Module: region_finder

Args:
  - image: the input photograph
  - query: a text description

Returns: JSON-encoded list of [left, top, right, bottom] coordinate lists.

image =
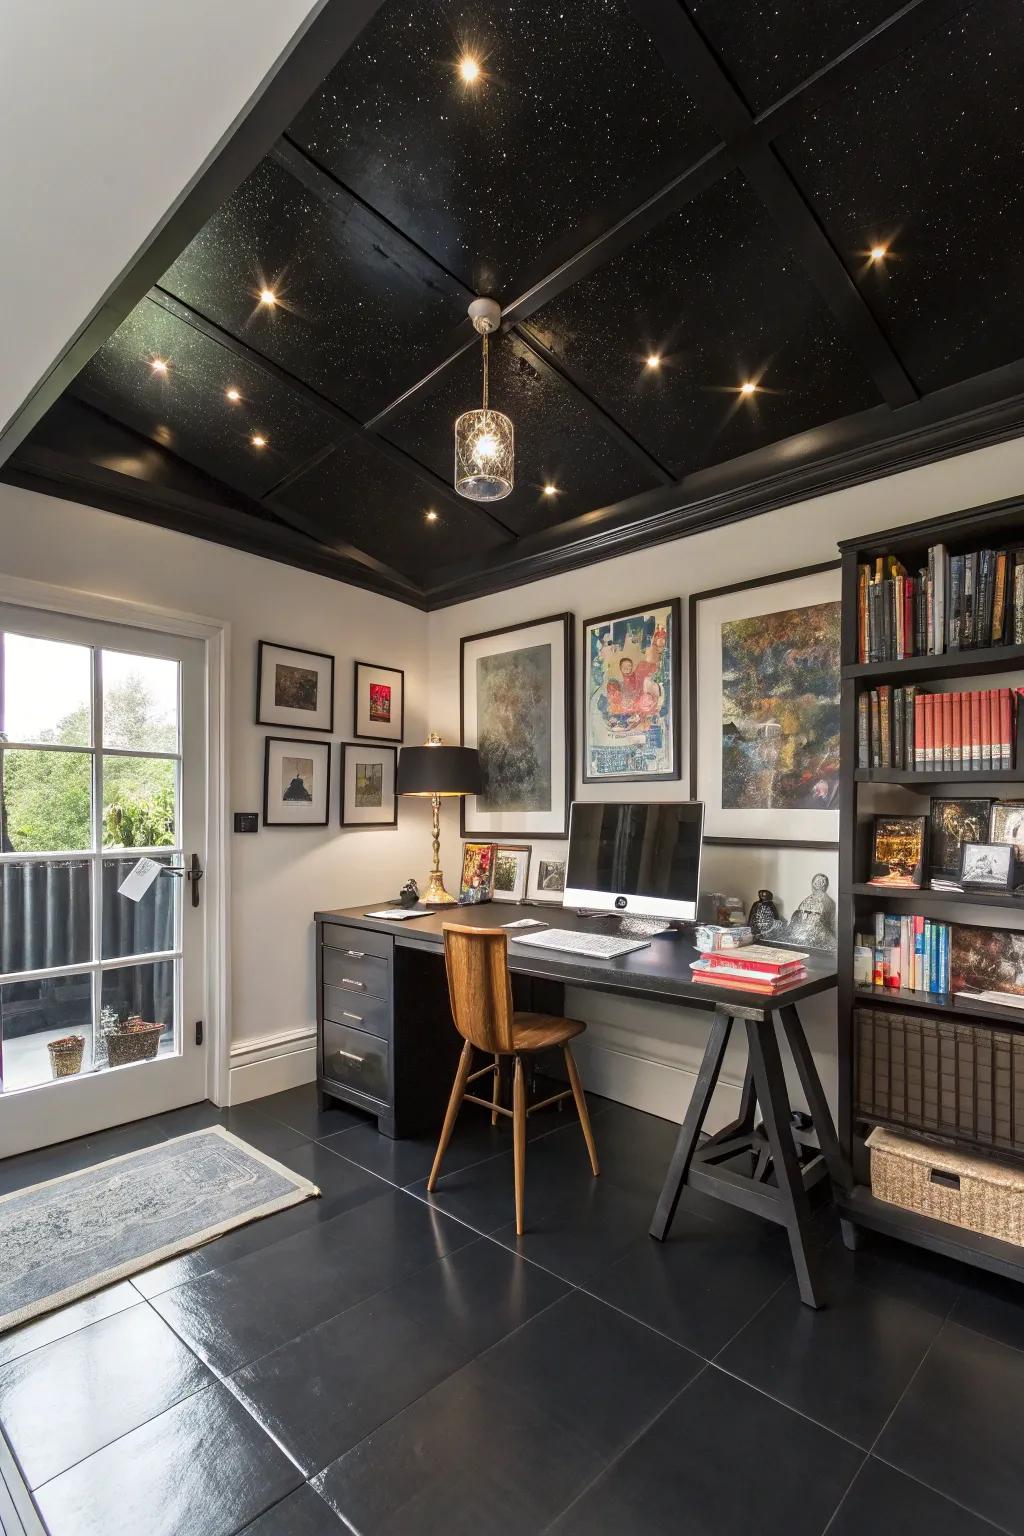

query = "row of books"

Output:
[[857, 685, 1019, 772], [854, 915, 951, 994], [858, 545, 1024, 662], [689, 944, 808, 996]]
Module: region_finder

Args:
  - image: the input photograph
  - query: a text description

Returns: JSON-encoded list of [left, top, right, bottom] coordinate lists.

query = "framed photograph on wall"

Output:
[[339, 744, 397, 828], [256, 642, 334, 733], [527, 843, 568, 905], [263, 736, 331, 827], [492, 844, 531, 903], [353, 661, 405, 743], [460, 613, 573, 840], [691, 563, 842, 847], [582, 598, 680, 782]]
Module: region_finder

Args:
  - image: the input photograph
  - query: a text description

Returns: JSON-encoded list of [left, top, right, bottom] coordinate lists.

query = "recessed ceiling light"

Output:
[[543, 483, 559, 496], [226, 387, 241, 402], [739, 380, 758, 396], [259, 288, 277, 307], [425, 509, 439, 522], [150, 358, 168, 374], [458, 55, 481, 83], [645, 354, 661, 370], [869, 244, 887, 263], [251, 433, 268, 448]]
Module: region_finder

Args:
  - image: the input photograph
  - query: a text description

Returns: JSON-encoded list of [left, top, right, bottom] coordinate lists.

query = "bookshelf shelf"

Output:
[[836, 1185, 1024, 1284], [844, 644, 1024, 683], [854, 767, 1024, 785], [852, 983, 1024, 1028], [850, 883, 1024, 913]]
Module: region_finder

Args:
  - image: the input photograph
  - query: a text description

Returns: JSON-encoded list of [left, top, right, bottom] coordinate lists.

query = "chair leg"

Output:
[[427, 1040, 473, 1192], [491, 1053, 501, 1126], [564, 1045, 599, 1176], [513, 1056, 527, 1236]]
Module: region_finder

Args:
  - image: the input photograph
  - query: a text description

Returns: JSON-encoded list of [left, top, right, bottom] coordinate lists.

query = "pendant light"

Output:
[[454, 297, 514, 501]]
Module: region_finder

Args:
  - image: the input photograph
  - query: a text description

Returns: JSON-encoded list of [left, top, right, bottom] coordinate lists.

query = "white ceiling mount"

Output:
[[468, 296, 502, 335]]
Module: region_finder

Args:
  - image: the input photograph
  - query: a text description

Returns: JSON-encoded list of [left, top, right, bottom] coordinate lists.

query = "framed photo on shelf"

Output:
[[989, 801, 1024, 880], [691, 563, 841, 846], [960, 841, 1014, 892], [582, 598, 680, 782], [951, 923, 1024, 998], [527, 844, 568, 904], [929, 798, 992, 881], [492, 844, 532, 903], [868, 815, 926, 888], [256, 642, 334, 733], [339, 744, 397, 828], [460, 842, 496, 903], [263, 736, 331, 827], [460, 613, 573, 839], [353, 661, 404, 743]]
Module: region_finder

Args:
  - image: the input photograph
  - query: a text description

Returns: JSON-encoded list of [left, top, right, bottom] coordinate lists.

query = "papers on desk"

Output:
[[501, 918, 548, 928], [363, 908, 432, 920]]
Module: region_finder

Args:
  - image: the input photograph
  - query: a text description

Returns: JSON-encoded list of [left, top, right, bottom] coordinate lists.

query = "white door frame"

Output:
[[0, 572, 231, 1108]]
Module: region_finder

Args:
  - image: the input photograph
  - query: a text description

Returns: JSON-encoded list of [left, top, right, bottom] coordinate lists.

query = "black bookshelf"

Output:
[[837, 498, 1024, 1283]]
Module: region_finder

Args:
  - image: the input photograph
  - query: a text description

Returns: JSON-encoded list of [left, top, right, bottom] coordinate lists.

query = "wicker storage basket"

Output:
[[47, 1035, 85, 1079], [867, 1126, 1024, 1246], [106, 1022, 163, 1067]]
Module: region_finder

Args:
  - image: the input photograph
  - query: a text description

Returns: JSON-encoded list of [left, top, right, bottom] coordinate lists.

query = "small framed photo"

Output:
[[492, 844, 531, 903], [460, 842, 497, 903], [354, 661, 404, 742], [263, 737, 331, 827], [960, 841, 1015, 891], [256, 642, 334, 732], [989, 801, 1024, 881], [340, 744, 397, 828], [528, 843, 568, 904], [868, 815, 926, 888]]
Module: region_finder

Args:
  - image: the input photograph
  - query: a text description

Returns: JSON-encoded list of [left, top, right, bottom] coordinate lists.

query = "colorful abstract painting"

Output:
[[583, 600, 678, 781], [719, 600, 841, 812]]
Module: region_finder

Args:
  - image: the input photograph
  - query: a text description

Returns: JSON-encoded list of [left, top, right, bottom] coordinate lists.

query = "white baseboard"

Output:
[[571, 1032, 744, 1130], [229, 1026, 317, 1106]]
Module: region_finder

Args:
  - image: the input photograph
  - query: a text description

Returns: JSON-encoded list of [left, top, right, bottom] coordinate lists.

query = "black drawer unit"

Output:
[[323, 1019, 390, 1103]]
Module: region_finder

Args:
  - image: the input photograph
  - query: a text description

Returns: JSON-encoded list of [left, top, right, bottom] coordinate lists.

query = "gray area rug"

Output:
[[0, 1127, 319, 1333]]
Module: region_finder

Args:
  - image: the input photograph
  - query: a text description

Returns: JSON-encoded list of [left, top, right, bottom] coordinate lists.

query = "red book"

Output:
[[952, 692, 963, 772], [1001, 687, 1013, 769], [941, 693, 952, 771], [914, 692, 925, 770], [981, 690, 992, 771], [699, 947, 806, 976], [690, 969, 806, 996], [970, 690, 981, 771], [924, 694, 935, 770]]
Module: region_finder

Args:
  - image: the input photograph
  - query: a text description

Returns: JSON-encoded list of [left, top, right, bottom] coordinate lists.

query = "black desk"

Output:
[[314, 900, 843, 1306]]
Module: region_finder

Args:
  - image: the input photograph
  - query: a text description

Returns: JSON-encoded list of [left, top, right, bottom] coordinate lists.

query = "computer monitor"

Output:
[[563, 801, 704, 922]]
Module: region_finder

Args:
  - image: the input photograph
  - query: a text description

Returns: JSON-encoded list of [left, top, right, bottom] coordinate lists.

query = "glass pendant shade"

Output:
[[455, 406, 514, 501]]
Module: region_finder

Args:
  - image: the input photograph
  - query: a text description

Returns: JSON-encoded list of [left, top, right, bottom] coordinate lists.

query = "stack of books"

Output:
[[857, 684, 1019, 771], [858, 544, 1024, 663], [855, 914, 951, 993], [690, 945, 808, 995]]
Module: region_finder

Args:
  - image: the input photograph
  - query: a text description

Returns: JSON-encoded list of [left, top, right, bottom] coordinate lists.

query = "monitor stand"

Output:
[[616, 914, 673, 939]]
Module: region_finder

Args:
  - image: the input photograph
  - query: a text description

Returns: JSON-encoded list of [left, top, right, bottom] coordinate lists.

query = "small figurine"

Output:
[[398, 878, 420, 908], [748, 889, 780, 940], [779, 872, 836, 954]]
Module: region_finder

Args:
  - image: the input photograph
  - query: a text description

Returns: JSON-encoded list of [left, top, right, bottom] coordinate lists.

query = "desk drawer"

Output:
[[323, 1019, 389, 1102], [322, 922, 394, 962], [322, 944, 390, 1001], [323, 985, 390, 1038]]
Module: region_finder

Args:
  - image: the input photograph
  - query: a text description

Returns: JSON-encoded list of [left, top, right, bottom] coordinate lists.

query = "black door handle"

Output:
[[187, 853, 204, 909]]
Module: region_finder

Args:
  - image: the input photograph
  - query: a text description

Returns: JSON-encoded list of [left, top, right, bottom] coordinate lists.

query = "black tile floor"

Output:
[[2, 1085, 1024, 1534]]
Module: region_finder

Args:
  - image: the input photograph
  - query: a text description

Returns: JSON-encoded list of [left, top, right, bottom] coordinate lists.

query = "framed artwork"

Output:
[[952, 923, 1024, 998], [868, 815, 926, 888], [353, 661, 405, 742], [929, 798, 991, 880], [527, 843, 568, 904], [460, 613, 573, 839], [960, 841, 1014, 892], [582, 598, 680, 782], [492, 844, 531, 903], [339, 744, 397, 828], [691, 563, 841, 847], [263, 736, 331, 827], [460, 842, 497, 903], [256, 642, 334, 733], [989, 801, 1024, 879]]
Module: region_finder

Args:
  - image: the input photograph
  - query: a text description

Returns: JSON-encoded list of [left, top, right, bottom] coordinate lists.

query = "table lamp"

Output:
[[397, 733, 482, 905]]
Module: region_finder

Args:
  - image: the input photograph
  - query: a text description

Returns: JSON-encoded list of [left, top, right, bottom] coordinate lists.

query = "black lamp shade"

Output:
[[397, 744, 481, 796]]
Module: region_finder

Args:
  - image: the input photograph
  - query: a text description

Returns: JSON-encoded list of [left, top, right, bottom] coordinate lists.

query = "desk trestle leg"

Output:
[[649, 1008, 733, 1242]]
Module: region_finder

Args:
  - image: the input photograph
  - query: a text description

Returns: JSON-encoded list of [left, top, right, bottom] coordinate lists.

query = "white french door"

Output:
[[0, 602, 208, 1157]]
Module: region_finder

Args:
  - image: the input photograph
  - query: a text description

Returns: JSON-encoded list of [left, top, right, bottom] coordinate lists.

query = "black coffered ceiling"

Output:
[[10, 0, 1024, 608]]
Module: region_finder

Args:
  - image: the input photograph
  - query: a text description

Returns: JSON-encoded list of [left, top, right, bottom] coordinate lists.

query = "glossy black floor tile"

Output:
[[130, 1141, 390, 1298], [877, 1321, 1024, 1535], [950, 1265, 1024, 1354], [0, 1305, 211, 1489], [548, 1364, 863, 1536], [152, 1100, 312, 1159], [151, 1190, 475, 1375], [237, 1484, 345, 1534], [0, 1282, 139, 1371], [827, 1457, 1001, 1536], [251, 1085, 368, 1142], [489, 1177, 664, 1287], [231, 1238, 567, 1475], [35, 1382, 302, 1536], [717, 1245, 946, 1447], [0, 1121, 169, 1198]]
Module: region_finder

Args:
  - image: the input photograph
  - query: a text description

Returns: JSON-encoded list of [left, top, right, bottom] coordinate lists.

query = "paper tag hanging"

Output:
[[117, 857, 163, 903]]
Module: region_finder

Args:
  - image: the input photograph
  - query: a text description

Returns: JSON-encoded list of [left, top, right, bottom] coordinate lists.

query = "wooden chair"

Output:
[[427, 924, 600, 1234]]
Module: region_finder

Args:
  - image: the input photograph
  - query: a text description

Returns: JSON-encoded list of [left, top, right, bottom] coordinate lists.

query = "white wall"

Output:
[[0, 0, 327, 442], [0, 484, 430, 1102], [428, 435, 1024, 1126]]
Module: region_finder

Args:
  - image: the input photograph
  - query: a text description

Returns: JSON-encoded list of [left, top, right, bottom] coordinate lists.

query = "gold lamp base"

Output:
[[422, 869, 458, 906]]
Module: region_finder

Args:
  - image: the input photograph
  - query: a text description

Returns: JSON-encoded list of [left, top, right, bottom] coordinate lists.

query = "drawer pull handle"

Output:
[[930, 1169, 960, 1190], [342, 1011, 363, 1023], [334, 1048, 364, 1064], [343, 950, 366, 959], [341, 978, 365, 990]]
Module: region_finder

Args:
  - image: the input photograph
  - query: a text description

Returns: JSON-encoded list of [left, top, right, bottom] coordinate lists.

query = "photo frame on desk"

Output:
[[691, 563, 841, 847], [460, 613, 573, 839]]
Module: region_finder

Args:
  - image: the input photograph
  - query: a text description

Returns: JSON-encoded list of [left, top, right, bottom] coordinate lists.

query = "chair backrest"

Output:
[[442, 924, 515, 1053]]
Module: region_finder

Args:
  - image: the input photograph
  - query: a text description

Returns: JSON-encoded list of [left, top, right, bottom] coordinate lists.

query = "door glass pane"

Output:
[[101, 651, 178, 751], [102, 755, 176, 847], [1, 633, 91, 747], [102, 854, 177, 960], [0, 973, 94, 1093], [1, 749, 92, 851], [0, 859, 92, 974], [100, 961, 175, 1066]]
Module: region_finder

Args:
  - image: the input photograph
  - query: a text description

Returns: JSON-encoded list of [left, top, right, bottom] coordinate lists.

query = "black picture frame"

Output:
[[868, 814, 927, 889], [929, 797, 992, 881], [352, 661, 405, 743], [459, 612, 574, 840], [262, 736, 332, 827], [581, 597, 682, 784], [256, 641, 335, 733], [690, 561, 841, 848], [339, 743, 398, 828], [960, 841, 1015, 891]]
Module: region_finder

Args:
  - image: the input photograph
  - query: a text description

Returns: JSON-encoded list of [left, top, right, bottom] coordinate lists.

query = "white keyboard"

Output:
[[510, 928, 650, 959]]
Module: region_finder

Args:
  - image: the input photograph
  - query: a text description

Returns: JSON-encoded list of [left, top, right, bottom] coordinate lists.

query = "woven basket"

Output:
[[106, 1022, 163, 1067], [867, 1127, 1024, 1246], [47, 1035, 85, 1079]]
